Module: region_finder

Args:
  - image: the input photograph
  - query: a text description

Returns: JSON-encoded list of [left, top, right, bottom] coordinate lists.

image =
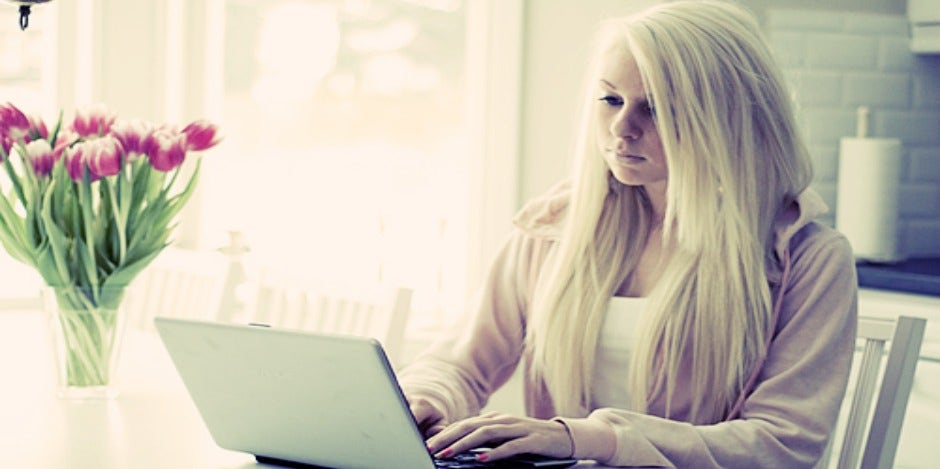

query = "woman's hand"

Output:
[[409, 396, 448, 438], [426, 412, 574, 463]]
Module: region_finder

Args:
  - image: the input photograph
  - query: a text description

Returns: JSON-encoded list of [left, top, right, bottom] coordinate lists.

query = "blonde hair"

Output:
[[526, 0, 813, 423]]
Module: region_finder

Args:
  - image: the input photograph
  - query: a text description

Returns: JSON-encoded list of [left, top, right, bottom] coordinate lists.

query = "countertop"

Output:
[[856, 257, 940, 297]]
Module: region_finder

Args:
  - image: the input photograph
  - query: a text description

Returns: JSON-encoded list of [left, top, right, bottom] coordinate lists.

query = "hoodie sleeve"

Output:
[[557, 227, 858, 468], [397, 229, 540, 424]]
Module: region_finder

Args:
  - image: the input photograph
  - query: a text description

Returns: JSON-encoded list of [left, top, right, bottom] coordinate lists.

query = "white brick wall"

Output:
[[768, 9, 940, 257]]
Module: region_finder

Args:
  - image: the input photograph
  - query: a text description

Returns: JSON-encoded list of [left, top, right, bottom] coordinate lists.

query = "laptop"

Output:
[[154, 317, 578, 469]]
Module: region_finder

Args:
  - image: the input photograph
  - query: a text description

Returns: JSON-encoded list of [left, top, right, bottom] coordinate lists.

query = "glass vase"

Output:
[[43, 285, 132, 399]]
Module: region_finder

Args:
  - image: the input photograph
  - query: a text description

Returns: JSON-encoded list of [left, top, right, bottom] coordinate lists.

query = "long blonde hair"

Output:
[[526, 0, 813, 423]]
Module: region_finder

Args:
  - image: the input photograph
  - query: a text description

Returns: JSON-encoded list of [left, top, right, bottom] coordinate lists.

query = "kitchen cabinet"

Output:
[[909, 0, 940, 54]]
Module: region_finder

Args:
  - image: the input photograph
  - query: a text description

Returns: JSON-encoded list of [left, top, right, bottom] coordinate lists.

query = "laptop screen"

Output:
[[155, 317, 436, 469]]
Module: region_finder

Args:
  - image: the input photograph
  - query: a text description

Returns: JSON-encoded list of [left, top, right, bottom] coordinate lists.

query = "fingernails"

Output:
[[436, 448, 453, 458], [476, 453, 489, 462]]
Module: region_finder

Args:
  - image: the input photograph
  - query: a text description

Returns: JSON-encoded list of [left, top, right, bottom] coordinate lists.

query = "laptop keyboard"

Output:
[[433, 450, 577, 468], [433, 451, 491, 468]]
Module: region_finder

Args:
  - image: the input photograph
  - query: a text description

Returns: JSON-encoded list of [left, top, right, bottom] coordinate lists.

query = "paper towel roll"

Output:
[[836, 137, 903, 262]]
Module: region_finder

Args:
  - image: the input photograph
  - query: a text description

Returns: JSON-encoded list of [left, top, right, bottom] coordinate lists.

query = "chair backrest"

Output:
[[821, 315, 927, 469], [127, 247, 229, 331], [247, 282, 414, 366]]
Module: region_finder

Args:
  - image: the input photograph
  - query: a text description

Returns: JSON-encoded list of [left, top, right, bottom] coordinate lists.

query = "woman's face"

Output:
[[594, 46, 668, 194]]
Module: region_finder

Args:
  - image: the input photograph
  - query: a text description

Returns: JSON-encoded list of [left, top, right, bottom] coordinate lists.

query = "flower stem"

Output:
[[50, 286, 125, 387]]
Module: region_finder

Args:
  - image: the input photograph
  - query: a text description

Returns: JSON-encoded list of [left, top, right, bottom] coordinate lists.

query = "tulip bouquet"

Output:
[[0, 102, 220, 394]]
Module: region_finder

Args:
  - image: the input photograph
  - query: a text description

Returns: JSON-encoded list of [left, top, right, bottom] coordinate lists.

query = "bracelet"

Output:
[[551, 417, 576, 458]]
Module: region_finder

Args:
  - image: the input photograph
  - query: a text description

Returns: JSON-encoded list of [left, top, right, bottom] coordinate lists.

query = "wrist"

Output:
[[551, 417, 616, 461], [550, 418, 575, 458]]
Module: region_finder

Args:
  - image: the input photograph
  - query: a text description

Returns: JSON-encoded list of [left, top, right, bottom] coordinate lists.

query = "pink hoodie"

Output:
[[399, 181, 858, 468]]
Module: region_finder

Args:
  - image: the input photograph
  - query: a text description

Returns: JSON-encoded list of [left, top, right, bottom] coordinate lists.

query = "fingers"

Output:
[[426, 413, 573, 462], [424, 424, 446, 438], [429, 414, 521, 458]]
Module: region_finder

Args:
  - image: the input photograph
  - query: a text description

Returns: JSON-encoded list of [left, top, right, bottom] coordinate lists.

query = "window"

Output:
[[194, 0, 466, 324], [192, 0, 521, 325], [0, 0, 521, 326]]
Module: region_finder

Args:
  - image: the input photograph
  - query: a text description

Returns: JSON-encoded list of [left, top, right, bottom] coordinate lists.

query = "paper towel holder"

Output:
[[855, 106, 870, 139], [836, 106, 905, 263]]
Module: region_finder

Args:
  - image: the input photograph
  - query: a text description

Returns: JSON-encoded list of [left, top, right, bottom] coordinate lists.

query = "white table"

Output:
[[0, 311, 613, 469], [0, 310, 257, 469]]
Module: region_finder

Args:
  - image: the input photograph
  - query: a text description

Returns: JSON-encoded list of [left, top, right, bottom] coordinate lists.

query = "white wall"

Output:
[[766, 8, 940, 257]]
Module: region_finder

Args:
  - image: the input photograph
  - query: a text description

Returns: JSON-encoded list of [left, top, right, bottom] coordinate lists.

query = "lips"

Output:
[[616, 152, 644, 159], [608, 149, 646, 163]]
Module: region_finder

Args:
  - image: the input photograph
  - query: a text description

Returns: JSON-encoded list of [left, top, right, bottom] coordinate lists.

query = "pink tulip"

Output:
[[0, 102, 32, 142], [72, 104, 117, 138], [63, 145, 87, 182], [181, 119, 221, 151], [63, 137, 122, 181], [143, 129, 186, 172], [86, 136, 124, 178], [52, 129, 79, 160], [27, 114, 48, 140], [110, 119, 153, 161], [24, 139, 55, 177]]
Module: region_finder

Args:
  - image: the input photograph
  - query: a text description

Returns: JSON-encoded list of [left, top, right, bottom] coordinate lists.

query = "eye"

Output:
[[598, 95, 623, 107]]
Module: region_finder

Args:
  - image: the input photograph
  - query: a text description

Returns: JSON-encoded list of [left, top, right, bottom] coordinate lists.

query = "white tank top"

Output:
[[590, 296, 647, 409]]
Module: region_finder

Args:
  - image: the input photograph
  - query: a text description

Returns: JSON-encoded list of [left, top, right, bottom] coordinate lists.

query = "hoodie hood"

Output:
[[513, 179, 829, 261]]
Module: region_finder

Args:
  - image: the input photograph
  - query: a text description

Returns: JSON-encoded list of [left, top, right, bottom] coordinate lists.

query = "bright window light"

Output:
[[200, 0, 469, 324]]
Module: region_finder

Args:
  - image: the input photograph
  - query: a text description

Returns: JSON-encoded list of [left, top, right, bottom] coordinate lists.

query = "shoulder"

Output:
[[788, 222, 855, 274], [776, 221, 858, 330], [512, 180, 572, 240], [771, 188, 855, 284]]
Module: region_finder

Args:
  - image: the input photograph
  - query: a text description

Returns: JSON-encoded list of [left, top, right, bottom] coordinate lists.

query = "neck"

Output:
[[645, 181, 667, 225]]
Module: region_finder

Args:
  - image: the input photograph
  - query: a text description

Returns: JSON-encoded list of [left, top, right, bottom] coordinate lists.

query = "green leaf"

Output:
[[74, 237, 98, 290], [103, 168, 127, 264], [77, 170, 98, 287], [0, 225, 32, 266], [0, 191, 34, 265], [39, 181, 74, 287], [17, 142, 40, 198], [48, 110, 64, 148], [1, 150, 28, 209], [34, 243, 65, 286], [25, 181, 45, 246], [125, 160, 149, 234], [102, 246, 166, 289], [142, 160, 202, 237]]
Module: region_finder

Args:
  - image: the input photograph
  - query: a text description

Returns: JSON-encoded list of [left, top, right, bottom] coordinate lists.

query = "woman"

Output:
[[400, 1, 857, 467]]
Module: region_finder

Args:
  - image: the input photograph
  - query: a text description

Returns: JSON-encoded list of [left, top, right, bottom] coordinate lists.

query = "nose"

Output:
[[610, 108, 641, 140]]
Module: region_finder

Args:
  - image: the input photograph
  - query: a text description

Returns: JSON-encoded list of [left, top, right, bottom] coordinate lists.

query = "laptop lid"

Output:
[[154, 316, 435, 469]]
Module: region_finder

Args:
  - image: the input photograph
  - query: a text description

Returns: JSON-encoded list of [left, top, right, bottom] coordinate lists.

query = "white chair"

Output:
[[126, 247, 229, 331], [820, 315, 927, 469], [247, 282, 414, 366]]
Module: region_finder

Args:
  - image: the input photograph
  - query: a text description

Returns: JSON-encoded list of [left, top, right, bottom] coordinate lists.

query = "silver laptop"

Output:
[[154, 317, 578, 469]]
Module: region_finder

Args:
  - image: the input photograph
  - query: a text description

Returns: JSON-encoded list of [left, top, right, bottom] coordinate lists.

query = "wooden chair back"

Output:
[[819, 315, 926, 469], [127, 247, 228, 331], [248, 282, 413, 366]]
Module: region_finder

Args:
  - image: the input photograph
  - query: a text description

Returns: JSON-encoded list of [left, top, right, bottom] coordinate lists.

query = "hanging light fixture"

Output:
[[5, 0, 52, 31]]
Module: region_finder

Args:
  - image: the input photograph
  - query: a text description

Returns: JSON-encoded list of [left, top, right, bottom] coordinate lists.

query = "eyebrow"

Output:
[[600, 79, 617, 90]]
